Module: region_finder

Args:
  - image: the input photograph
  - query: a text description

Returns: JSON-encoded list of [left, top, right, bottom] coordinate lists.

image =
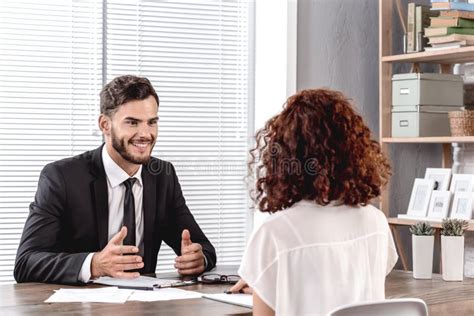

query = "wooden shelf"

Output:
[[388, 217, 474, 230], [382, 46, 474, 64], [382, 136, 474, 144]]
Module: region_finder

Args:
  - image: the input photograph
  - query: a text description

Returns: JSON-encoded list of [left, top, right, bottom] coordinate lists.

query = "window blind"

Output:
[[106, 0, 252, 273], [0, 0, 252, 282], [0, 0, 103, 283]]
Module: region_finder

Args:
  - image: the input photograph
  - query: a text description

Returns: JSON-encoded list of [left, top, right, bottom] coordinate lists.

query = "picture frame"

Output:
[[406, 178, 436, 218], [427, 191, 452, 219], [450, 192, 474, 220], [449, 174, 474, 193], [424, 168, 452, 191]]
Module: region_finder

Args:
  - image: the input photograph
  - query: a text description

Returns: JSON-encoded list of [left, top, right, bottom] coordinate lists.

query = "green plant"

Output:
[[441, 218, 469, 236], [409, 222, 435, 236]]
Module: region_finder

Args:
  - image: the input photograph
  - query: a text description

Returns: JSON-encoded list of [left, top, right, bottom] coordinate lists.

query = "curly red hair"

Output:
[[249, 89, 391, 213]]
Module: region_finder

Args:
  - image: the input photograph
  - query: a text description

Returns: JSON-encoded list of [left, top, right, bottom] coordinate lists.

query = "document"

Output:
[[45, 286, 201, 303], [44, 287, 133, 303], [128, 288, 202, 302], [202, 293, 252, 308], [93, 275, 196, 290]]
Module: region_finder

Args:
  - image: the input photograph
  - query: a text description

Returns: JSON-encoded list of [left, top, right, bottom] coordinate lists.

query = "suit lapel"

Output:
[[93, 176, 109, 249], [90, 144, 109, 249], [142, 163, 157, 268]]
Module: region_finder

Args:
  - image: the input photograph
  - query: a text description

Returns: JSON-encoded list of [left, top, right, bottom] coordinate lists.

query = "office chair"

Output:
[[327, 298, 428, 316]]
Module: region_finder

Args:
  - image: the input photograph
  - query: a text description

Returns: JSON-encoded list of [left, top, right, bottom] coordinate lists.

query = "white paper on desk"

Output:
[[93, 276, 181, 289], [94, 276, 157, 288], [128, 288, 202, 302], [202, 293, 252, 308], [44, 287, 133, 303]]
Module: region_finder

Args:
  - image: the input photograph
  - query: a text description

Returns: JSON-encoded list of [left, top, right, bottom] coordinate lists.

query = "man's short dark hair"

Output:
[[100, 75, 159, 116]]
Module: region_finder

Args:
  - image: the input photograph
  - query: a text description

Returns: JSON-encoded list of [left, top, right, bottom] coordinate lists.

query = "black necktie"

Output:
[[123, 178, 137, 246]]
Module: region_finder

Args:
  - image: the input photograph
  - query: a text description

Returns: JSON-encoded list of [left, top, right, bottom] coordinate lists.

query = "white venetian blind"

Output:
[[106, 0, 251, 272], [0, 0, 103, 283]]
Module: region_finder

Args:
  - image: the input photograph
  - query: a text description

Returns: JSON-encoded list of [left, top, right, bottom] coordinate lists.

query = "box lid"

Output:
[[392, 73, 463, 82]]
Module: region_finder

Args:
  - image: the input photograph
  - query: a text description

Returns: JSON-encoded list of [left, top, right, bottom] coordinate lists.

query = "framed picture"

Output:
[[450, 192, 474, 220], [427, 191, 452, 219], [424, 168, 452, 191], [407, 178, 436, 218], [449, 174, 474, 193]]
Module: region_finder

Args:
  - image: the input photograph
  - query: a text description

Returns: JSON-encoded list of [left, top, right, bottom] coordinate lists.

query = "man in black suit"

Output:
[[14, 75, 216, 284]]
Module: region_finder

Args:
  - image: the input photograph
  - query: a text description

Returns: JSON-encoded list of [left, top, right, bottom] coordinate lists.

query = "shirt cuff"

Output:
[[203, 254, 209, 270], [78, 253, 95, 283]]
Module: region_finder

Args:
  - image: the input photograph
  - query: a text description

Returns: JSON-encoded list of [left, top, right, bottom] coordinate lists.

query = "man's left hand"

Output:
[[174, 229, 205, 275]]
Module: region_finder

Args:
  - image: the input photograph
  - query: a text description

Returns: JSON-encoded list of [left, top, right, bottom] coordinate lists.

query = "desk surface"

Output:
[[0, 281, 252, 316], [386, 270, 474, 315], [3, 270, 474, 316]]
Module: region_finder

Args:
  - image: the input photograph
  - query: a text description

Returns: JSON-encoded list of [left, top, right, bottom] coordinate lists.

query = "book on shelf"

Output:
[[424, 43, 466, 51], [425, 26, 474, 37], [440, 10, 474, 19], [428, 33, 474, 44], [432, 2, 474, 11], [425, 40, 467, 51], [416, 5, 439, 51], [432, 40, 467, 47], [430, 17, 474, 28], [407, 3, 416, 53]]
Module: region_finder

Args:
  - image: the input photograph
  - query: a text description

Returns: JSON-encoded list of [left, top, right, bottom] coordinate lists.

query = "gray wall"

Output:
[[297, 0, 379, 133], [297, 0, 441, 270]]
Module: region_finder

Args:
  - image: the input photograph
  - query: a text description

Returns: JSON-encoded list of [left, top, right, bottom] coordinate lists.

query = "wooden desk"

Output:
[[0, 281, 252, 316], [2, 270, 473, 315]]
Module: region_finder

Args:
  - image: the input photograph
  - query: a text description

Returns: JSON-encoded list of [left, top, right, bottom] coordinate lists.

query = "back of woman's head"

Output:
[[250, 88, 391, 213]]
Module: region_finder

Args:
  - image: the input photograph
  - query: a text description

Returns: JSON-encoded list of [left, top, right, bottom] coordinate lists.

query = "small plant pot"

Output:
[[441, 235, 465, 281], [412, 235, 434, 279]]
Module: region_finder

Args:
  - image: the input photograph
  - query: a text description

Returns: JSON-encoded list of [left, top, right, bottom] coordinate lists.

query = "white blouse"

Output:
[[239, 200, 398, 316]]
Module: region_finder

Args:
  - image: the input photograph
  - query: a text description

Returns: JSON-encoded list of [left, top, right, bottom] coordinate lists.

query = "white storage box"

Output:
[[392, 105, 462, 137], [392, 73, 463, 106]]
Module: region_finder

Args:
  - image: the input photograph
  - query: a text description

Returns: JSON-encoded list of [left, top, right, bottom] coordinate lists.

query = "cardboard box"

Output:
[[392, 73, 463, 106], [392, 105, 462, 137]]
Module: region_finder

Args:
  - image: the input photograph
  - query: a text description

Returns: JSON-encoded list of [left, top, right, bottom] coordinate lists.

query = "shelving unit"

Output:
[[379, 0, 474, 270]]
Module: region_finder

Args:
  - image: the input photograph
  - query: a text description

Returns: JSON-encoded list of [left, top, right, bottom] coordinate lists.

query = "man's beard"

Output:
[[111, 129, 155, 165]]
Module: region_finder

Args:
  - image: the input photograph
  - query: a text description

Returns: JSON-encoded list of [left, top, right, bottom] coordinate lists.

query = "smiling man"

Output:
[[14, 75, 216, 284]]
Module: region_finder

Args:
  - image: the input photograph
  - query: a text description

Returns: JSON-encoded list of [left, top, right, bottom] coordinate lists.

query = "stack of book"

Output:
[[425, 0, 474, 51], [406, 3, 439, 53]]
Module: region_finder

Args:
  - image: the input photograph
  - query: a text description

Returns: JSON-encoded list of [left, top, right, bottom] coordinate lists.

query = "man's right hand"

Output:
[[91, 226, 143, 279]]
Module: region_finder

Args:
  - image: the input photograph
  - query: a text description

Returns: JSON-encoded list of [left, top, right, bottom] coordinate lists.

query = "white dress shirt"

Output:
[[78, 146, 144, 282], [239, 200, 398, 316]]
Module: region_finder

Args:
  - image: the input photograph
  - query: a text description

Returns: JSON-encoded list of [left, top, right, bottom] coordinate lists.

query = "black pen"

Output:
[[224, 289, 244, 294], [117, 285, 155, 291]]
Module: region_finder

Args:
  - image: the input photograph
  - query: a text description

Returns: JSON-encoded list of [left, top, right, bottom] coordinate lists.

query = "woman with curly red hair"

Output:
[[230, 89, 398, 315]]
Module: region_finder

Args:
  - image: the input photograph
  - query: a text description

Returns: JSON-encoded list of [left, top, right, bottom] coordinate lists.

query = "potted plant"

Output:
[[441, 218, 469, 281], [410, 222, 435, 279]]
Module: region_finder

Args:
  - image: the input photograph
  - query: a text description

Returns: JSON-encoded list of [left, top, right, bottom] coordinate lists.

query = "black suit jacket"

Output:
[[14, 145, 216, 284]]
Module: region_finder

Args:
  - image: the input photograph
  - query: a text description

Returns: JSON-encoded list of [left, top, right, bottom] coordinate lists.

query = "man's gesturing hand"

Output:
[[91, 226, 143, 279], [174, 229, 205, 275]]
